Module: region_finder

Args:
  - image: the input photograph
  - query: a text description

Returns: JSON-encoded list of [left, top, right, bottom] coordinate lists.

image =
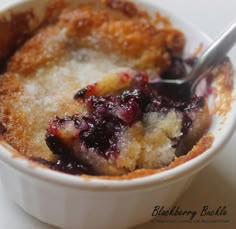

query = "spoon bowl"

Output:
[[149, 19, 236, 100]]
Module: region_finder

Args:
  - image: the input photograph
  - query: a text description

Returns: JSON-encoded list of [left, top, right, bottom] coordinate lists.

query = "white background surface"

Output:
[[0, 0, 235, 228]]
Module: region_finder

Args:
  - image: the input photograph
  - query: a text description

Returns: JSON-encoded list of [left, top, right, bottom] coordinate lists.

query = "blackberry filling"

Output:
[[31, 155, 95, 175], [45, 72, 210, 175]]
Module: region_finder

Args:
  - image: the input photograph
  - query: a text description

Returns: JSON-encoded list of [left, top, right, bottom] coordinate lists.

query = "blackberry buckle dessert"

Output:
[[45, 72, 210, 175], [1, 0, 227, 177]]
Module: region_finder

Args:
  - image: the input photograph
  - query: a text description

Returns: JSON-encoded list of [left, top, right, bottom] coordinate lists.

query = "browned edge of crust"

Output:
[[214, 57, 235, 118], [0, 10, 36, 66], [102, 0, 141, 17]]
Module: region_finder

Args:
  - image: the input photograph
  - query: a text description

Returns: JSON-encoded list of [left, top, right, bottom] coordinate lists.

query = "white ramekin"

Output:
[[0, 0, 235, 228]]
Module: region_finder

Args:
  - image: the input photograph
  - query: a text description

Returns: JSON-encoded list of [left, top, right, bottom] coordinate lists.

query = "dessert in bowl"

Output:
[[0, 0, 214, 177], [0, 0, 235, 228]]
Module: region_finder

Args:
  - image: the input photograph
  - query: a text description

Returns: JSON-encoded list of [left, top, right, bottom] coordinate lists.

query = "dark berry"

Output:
[[161, 56, 187, 80], [30, 155, 94, 175], [45, 133, 67, 155], [185, 57, 198, 67], [74, 88, 87, 100]]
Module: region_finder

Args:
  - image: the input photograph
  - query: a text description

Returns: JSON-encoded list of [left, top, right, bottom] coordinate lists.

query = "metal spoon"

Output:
[[149, 19, 236, 100]]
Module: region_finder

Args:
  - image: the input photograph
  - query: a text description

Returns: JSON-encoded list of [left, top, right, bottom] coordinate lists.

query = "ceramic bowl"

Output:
[[0, 0, 235, 228]]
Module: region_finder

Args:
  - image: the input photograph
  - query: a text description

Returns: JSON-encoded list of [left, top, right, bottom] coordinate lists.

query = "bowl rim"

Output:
[[0, 0, 236, 191]]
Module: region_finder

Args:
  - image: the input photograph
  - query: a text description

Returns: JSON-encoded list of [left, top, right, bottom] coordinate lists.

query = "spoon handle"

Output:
[[190, 18, 236, 91]]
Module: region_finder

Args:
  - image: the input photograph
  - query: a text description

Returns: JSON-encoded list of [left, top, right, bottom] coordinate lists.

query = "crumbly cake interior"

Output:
[[0, 0, 212, 176]]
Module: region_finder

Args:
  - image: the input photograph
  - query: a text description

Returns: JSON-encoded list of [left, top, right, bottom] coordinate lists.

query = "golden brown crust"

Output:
[[4, 1, 185, 76], [0, 11, 34, 63], [7, 25, 67, 75], [44, 0, 66, 23], [58, 6, 184, 72], [0, 71, 84, 160]]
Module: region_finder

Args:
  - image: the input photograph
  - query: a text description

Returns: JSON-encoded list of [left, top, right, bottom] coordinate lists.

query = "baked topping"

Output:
[[0, 0, 218, 177]]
